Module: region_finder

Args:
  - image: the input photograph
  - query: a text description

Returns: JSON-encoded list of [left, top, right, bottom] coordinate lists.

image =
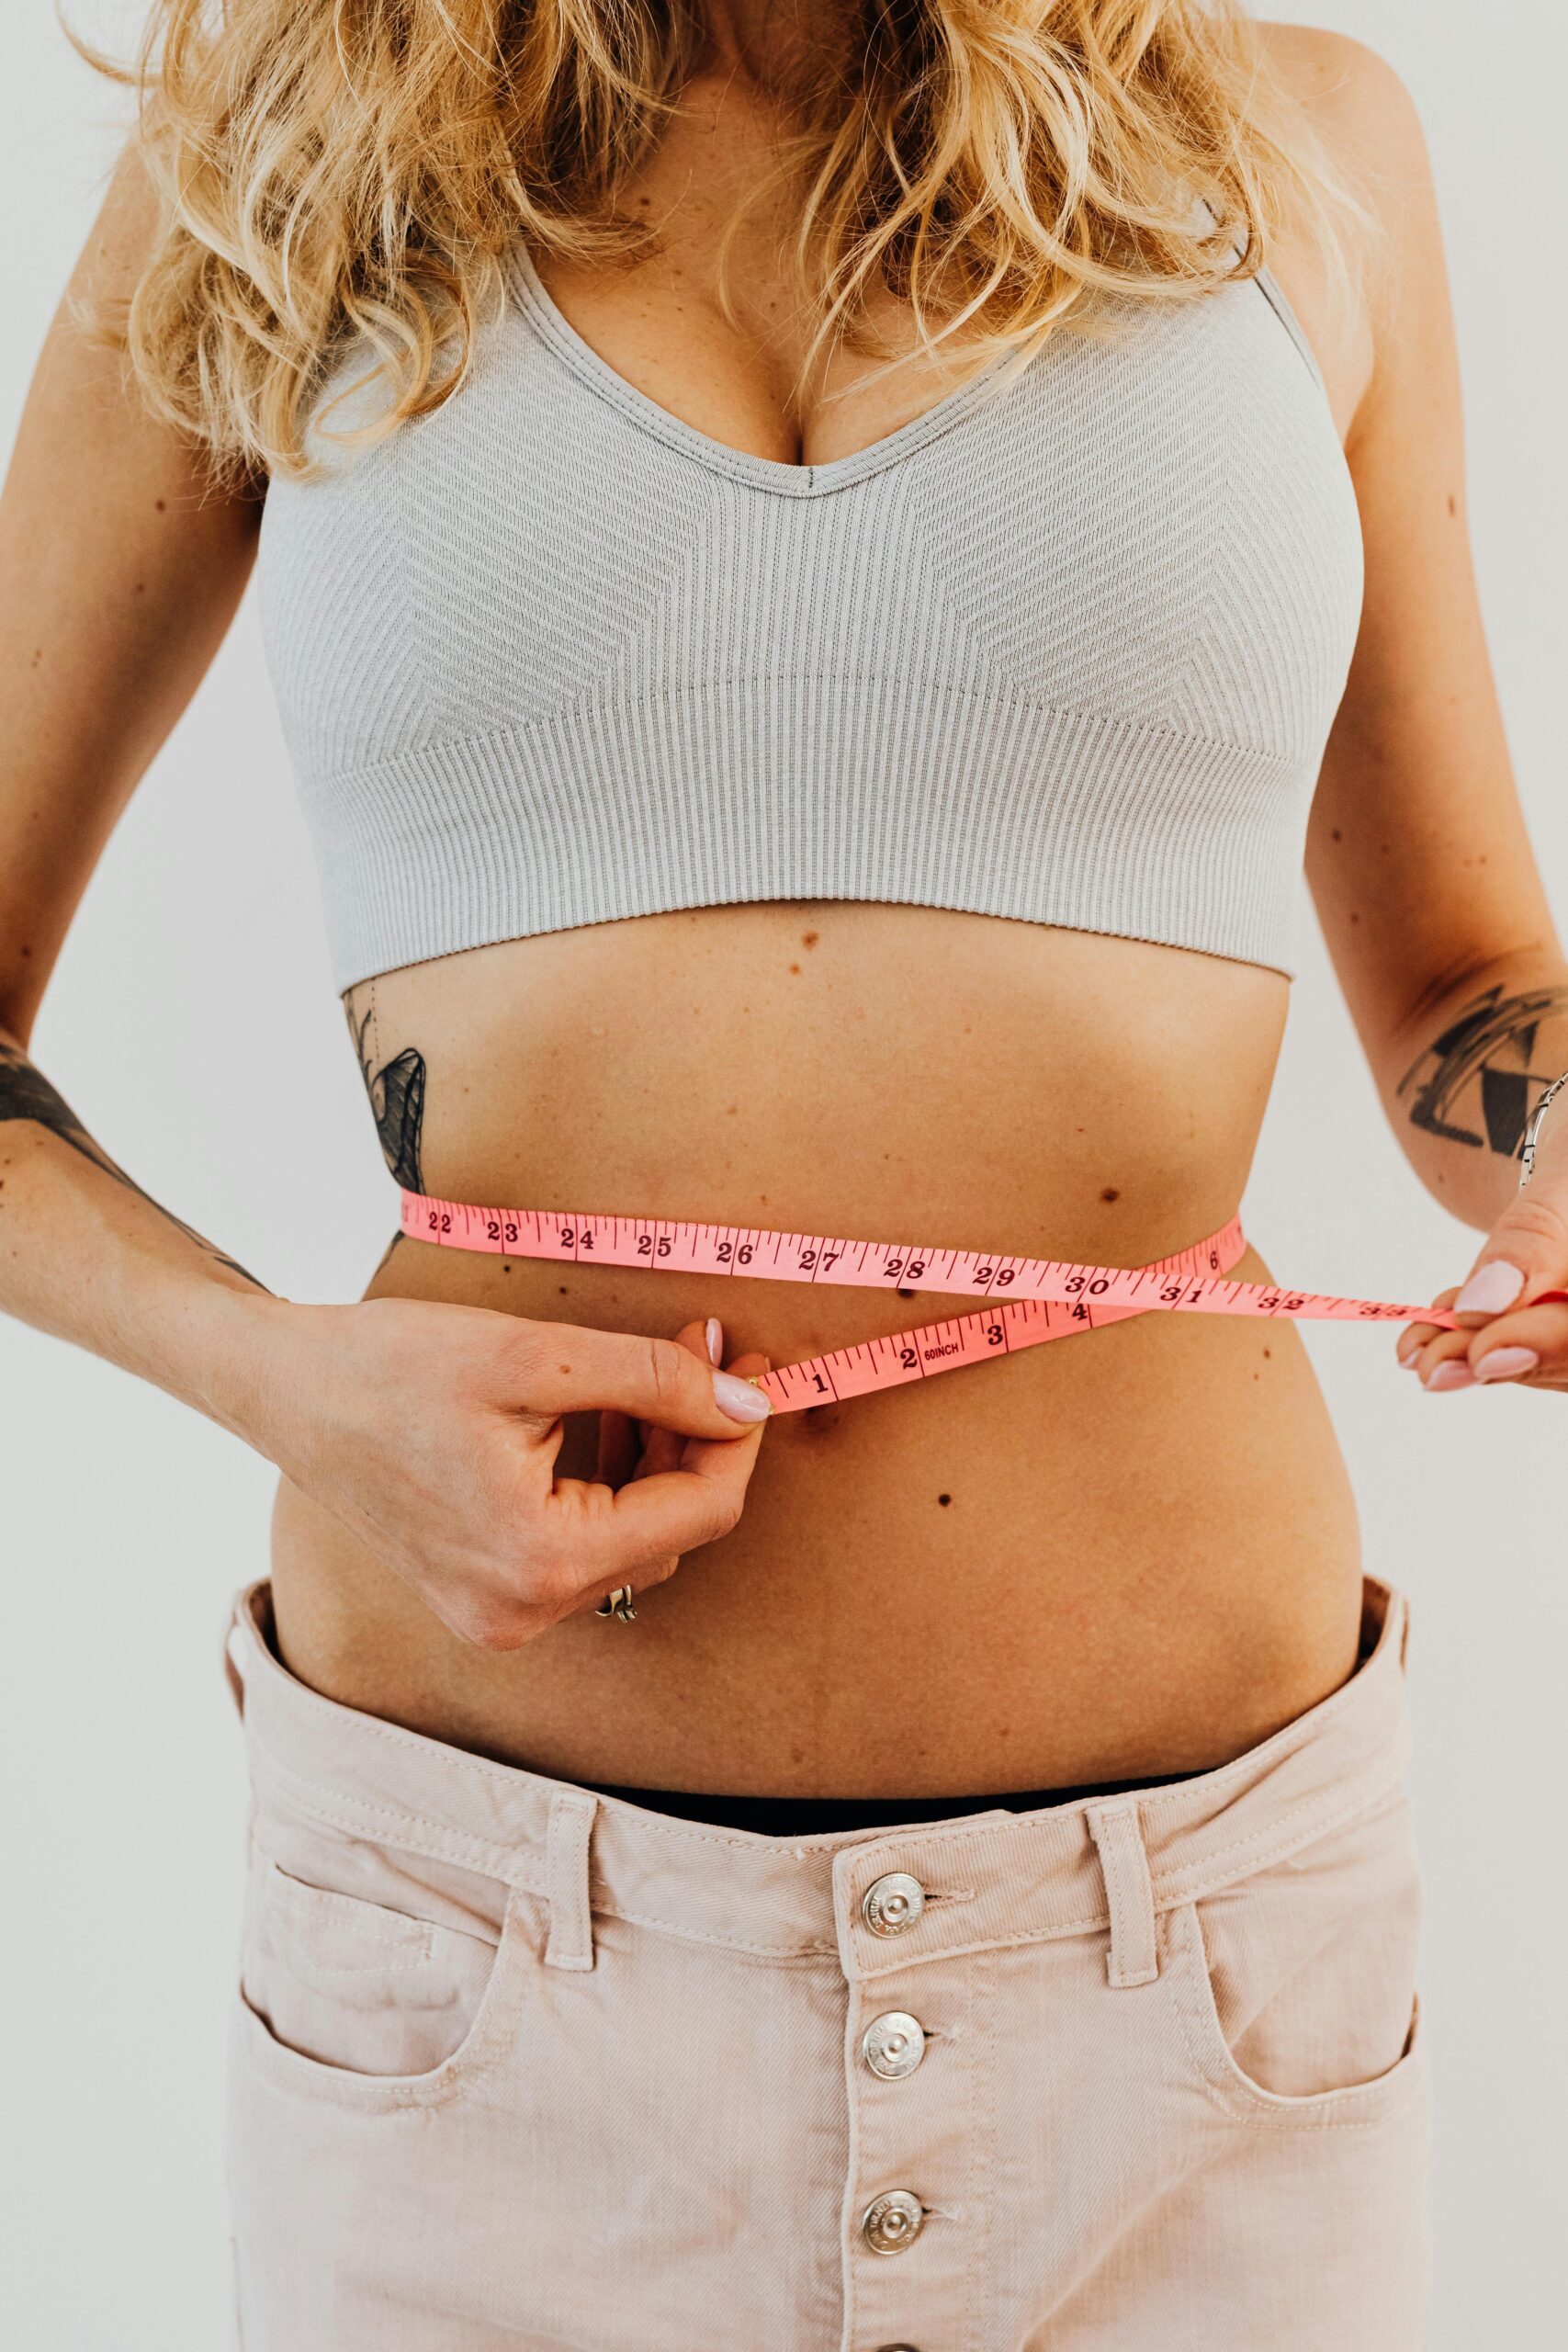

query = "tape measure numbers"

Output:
[[399, 1191, 1460, 1416]]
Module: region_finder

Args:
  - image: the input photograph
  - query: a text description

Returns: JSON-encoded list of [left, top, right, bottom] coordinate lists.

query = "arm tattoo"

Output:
[[0, 1040, 268, 1291], [344, 985, 426, 1193], [1396, 981, 1568, 1159]]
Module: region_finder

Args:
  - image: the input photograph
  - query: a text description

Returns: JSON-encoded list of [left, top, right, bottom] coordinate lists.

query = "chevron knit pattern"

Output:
[[255, 247, 1363, 994]]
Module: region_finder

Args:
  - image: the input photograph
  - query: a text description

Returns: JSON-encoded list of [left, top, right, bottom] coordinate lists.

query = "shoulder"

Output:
[[1255, 22, 1435, 214], [1252, 25, 1448, 429]]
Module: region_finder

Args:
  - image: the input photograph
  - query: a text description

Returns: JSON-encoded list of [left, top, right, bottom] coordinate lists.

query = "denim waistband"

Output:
[[224, 1575, 1410, 1986], [576, 1770, 1191, 1839]]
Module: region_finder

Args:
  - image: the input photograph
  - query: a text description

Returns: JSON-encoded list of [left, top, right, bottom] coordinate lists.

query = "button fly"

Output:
[[861, 2188, 925, 2253], [862, 2009, 926, 2079], [861, 1872, 926, 1936]]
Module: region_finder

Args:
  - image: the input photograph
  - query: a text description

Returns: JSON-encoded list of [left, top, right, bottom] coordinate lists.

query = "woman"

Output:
[[4, 0, 1564, 2343]]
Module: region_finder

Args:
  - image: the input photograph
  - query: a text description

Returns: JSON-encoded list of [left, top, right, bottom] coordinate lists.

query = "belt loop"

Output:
[[544, 1791, 599, 1972], [1087, 1801, 1159, 1989]]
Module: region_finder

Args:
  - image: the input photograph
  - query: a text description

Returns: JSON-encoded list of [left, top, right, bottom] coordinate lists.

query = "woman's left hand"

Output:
[[1396, 1114, 1568, 1391]]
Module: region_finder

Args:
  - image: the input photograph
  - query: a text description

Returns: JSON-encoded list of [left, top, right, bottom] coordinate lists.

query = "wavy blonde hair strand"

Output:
[[70, 0, 1361, 483]]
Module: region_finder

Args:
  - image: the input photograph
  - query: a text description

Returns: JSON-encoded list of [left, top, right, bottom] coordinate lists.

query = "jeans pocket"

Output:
[[234, 1831, 538, 2112], [1164, 1788, 1427, 2128]]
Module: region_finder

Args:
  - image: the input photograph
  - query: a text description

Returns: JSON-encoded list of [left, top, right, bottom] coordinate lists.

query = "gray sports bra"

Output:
[[255, 246, 1362, 993]]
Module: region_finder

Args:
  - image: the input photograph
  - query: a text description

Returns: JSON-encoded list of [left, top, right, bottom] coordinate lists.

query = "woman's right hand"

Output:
[[238, 1295, 773, 1649]]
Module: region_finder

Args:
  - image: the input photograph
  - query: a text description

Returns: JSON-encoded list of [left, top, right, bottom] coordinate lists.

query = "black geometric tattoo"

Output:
[[344, 987, 425, 1192], [0, 1040, 268, 1290], [1396, 981, 1568, 1159]]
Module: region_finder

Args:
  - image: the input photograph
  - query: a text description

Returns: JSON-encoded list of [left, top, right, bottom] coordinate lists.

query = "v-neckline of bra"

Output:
[[503, 243, 1020, 501]]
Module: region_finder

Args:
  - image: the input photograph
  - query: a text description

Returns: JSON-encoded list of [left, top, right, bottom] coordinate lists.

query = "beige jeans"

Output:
[[223, 1576, 1429, 2349]]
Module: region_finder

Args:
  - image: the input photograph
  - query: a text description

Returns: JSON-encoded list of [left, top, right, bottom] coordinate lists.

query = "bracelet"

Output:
[[1518, 1070, 1568, 1188]]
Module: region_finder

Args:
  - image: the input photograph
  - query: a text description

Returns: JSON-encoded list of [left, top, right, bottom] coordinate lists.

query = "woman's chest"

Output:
[[261, 261, 1361, 761]]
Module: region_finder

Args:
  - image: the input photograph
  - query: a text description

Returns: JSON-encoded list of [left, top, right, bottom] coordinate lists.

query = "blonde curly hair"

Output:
[[74, 2, 1360, 484]]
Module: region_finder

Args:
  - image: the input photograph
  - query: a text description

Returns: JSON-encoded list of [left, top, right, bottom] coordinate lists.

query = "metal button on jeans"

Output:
[[862, 2009, 926, 2079], [861, 2189, 925, 2253], [861, 1872, 926, 1936]]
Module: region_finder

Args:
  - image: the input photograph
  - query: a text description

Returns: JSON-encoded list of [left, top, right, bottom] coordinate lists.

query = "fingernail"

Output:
[[1424, 1360, 1475, 1391], [1453, 1260, 1526, 1316], [1473, 1346, 1540, 1383], [713, 1368, 773, 1420], [1396, 1350, 1420, 1369], [705, 1316, 723, 1366]]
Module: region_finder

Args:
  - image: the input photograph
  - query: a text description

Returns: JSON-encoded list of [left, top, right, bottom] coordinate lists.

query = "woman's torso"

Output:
[[263, 81, 1371, 1796]]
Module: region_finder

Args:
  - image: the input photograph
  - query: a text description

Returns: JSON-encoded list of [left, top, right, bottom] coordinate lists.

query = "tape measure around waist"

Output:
[[399, 1190, 1459, 1416]]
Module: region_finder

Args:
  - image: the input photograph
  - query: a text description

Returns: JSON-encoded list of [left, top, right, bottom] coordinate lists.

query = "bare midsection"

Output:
[[270, 901, 1363, 1794]]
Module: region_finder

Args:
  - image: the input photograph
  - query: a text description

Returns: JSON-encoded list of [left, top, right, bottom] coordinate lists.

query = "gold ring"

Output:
[[594, 1585, 637, 1623]]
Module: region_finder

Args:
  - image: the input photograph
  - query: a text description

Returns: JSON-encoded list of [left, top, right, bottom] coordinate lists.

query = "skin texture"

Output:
[[2, 16, 1565, 1795]]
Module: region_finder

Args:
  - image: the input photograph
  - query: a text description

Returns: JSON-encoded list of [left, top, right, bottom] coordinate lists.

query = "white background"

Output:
[[1, 6, 1563, 2344]]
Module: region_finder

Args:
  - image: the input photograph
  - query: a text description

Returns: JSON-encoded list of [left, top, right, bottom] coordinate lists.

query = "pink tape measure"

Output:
[[399, 1190, 1460, 1416]]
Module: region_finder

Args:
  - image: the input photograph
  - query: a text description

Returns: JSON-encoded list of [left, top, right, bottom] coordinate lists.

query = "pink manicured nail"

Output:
[[713, 1369, 772, 1419], [1473, 1346, 1540, 1383], [1396, 1350, 1421, 1369], [1453, 1260, 1526, 1316], [705, 1317, 723, 1366], [1424, 1360, 1475, 1391]]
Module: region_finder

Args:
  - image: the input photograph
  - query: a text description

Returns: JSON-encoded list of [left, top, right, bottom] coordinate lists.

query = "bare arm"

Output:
[[0, 144, 277, 1430], [1276, 33, 1568, 1388], [2, 143, 772, 1638], [1275, 36, 1568, 1234]]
